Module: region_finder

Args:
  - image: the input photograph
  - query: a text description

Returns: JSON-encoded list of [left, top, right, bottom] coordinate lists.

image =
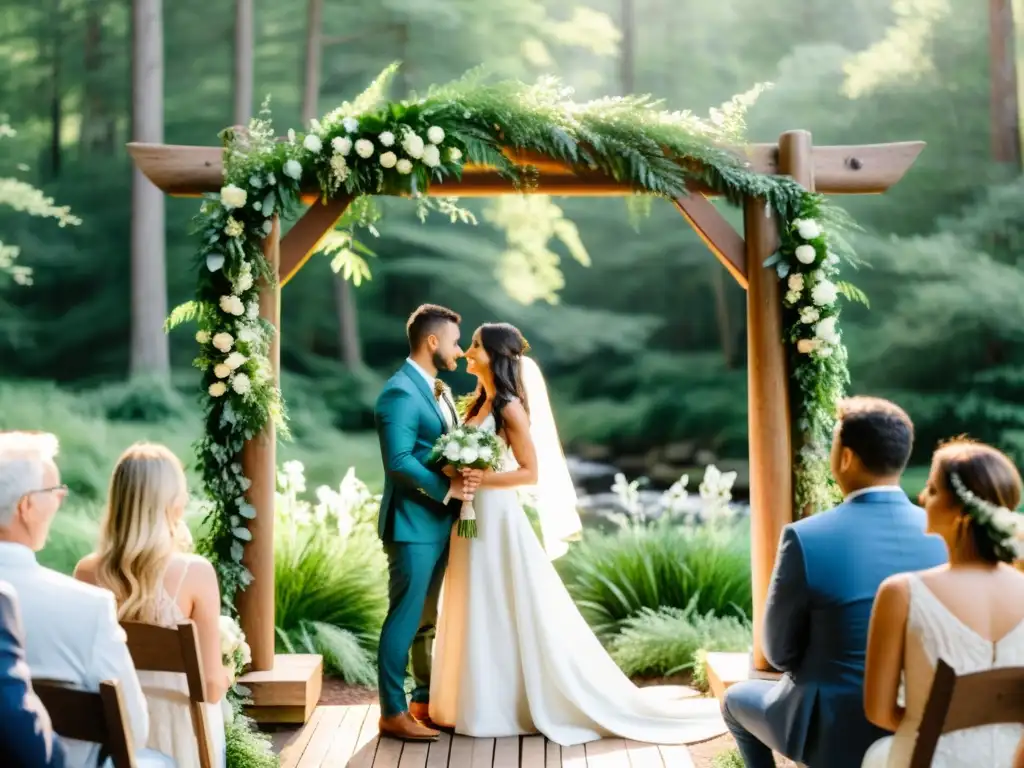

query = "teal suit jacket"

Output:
[[375, 362, 456, 543]]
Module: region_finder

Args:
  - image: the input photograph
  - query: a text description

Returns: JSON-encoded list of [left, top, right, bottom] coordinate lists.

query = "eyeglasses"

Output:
[[24, 484, 69, 499]]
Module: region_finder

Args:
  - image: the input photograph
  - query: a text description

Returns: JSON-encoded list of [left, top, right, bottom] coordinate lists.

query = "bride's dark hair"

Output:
[[466, 322, 530, 434]]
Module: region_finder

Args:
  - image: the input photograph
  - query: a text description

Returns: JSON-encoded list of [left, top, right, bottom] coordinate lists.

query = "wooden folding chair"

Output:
[[122, 619, 215, 768], [34, 679, 137, 768], [910, 659, 1024, 768]]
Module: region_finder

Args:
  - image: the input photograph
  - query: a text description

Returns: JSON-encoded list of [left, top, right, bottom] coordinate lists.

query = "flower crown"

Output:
[[948, 472, 1024, 563]]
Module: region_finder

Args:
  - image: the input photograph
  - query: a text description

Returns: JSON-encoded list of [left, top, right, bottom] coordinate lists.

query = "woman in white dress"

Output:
[[862, 438, 1024, 767], [75, 443, 230, 768], [428, 322, 726, 747]]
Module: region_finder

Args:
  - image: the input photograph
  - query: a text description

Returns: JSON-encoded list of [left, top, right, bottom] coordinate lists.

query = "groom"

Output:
[[374, 304, 480, 741]]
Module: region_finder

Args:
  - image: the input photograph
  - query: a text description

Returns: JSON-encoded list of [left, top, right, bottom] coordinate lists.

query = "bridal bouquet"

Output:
[[218, 615, 252, 725], [429, 426, 503, 538]]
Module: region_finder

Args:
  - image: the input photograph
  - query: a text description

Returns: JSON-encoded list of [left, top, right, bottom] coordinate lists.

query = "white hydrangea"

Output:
[[401, 131, 425, 159], [341, 117, 359, 133], [799, 306, 820, 325], [212, 332, 234, 353], [379, 151, 398, 169], [426, 126, 445, 144], [422, 144, 441, 168], [219, 184, 247, 209], [225, 351, 247, 370], [303, 134, 322, 153], [246, 302, 259, 319], [396, 159, 413, 175], [283, 159, 302, 180], [237, 326, 259, 344], [231, 373, 252, 395], [814, 316, 839, 344], [811, 278, 839, 307], [195, 330, 211, 344], [330, 154, 350, 183], [795, 219, 822, 240], [234, 271, 254, 294]]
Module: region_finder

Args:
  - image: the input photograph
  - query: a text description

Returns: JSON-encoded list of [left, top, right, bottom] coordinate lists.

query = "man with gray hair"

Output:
[[0, 432, 171, 767]]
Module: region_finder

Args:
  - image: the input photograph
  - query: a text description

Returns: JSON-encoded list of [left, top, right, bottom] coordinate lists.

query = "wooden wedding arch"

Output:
[[129, 129, 922, 717]]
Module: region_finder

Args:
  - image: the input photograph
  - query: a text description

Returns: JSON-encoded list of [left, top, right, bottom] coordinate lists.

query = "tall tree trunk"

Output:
[[81, 0, 116, 155], [303, 0, 363, 368], [619, 0, 635, 94], [989, 0, 1022, 167], [130, 0, 169, 379], [234, 0, 254, 126], [48, 0, 62, 178]]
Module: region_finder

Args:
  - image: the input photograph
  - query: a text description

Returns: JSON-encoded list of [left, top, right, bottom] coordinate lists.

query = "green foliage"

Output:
[[272, 462, 388, 683], [224, 707, 279, 768], [555, 522, 752, 639], [711, 748, 746, 768], [608, 599, 751, 678]]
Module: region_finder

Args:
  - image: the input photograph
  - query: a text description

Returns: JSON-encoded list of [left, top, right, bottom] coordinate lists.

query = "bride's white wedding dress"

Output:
[[428, 410, 727, 747], [861, 574, 1024, 768]]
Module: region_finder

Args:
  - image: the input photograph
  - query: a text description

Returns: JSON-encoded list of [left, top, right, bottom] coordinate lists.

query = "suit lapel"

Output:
[[400, 362, 448, 433]]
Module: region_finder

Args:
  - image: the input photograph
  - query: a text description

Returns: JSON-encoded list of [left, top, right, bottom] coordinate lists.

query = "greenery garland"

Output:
[[169, 62, 865, 622]]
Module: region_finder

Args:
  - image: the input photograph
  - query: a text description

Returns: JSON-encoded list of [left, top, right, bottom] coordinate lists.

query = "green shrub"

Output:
[[711, 749, 745, 768], [272, 462, 388, 684], [224, 707, 279, 767], [556, 522, 752, 639], [608, 598, 750, 678]]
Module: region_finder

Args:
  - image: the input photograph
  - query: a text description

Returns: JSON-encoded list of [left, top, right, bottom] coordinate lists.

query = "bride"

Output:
[[428, 322, 726, 746]]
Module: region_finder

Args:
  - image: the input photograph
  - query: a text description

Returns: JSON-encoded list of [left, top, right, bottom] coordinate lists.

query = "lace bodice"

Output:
[[895, 574, 1024, 766]]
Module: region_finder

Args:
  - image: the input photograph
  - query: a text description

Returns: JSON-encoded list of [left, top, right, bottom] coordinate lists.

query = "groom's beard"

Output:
[[433, 350, 456, 372]]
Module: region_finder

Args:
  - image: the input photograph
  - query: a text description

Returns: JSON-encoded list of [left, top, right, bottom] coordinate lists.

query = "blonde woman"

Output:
[[74, 443, 230, 768]]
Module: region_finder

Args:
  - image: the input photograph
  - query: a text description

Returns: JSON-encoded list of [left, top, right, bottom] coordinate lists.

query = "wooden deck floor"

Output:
[[279, 705, 696, 768]]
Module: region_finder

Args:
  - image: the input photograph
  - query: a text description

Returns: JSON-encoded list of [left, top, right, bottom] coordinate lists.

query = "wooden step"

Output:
[[240, 653, 323, 725], [704, 652, 781, 701]]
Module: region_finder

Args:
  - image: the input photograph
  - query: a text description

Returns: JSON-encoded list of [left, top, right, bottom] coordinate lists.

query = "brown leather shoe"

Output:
[[378, 711, 440, 742], [408, 701, 443, 731]]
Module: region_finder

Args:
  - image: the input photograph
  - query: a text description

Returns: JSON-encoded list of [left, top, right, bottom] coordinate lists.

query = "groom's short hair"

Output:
[[406, 304, 461, 349], [836, 396, 914, 475]]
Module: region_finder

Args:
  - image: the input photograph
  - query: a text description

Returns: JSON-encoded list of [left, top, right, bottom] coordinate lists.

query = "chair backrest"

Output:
[[122, 619, 214, 768], [34, 679, 137, 768], [910, 659, 1024, 768]]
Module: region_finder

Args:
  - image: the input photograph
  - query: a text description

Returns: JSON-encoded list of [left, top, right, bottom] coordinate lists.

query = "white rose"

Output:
[[811, 279, 839, 307], [231, 373, 252, 395], [303, 134, 322, 153], [225, 351, 247, 370], [784, 290, 801, 306], [220, 184, 247, 209], [796, 338, 818, 354], [443, 443, 461, 462], [478, 446, 493, 462], [379, 131, 395, 147], [214, 363, 231, 379], [459, 446, 479, 465], [195, 330, 210, 344], [208, 381, 227, 397], [379, 151, 398, 169], [342, 117, 359, 133], [246, 301, 259, 319], [396, 159, 413, 175], [448, 147, 463, 162], [234, 272, 254, 293], [814, 316, 839, 344], [212, 332, 234, 353], [422, 144, 441, 168], [354, 139, 374, 159], [332, 136, 352, 156], [283, 159, 302, 180], [796, 219, 822, 240], [799, 306, 820, 325], [795, 244, 817, 265], [219, 295, 244, 316], [401, 132, 425, 159], [787, 273, 805, 292], [427, 126, 445, 144]]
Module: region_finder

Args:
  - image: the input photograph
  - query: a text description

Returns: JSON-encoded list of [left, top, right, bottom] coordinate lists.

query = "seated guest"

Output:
[[0, 579, 66, 767], [75, 442, 230, 768], [0, 431, 169, 767], [862, 438, 1024, 767], [721, 397, 948, 768]]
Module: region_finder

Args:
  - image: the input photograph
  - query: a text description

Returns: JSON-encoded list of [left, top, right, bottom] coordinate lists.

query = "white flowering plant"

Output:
[[429, 426, 504, 538], [949, 473, 1024, 564], [764, 195, 868, 514], [219, 614, 253, 683]]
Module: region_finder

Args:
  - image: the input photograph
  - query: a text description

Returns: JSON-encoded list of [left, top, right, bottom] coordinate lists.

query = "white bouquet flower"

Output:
[[429, 425, 503, 538], [219, 614, 252, 684]]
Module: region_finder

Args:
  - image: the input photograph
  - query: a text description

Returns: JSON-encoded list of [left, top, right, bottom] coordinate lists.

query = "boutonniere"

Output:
[[433, 379, 447, 400]]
